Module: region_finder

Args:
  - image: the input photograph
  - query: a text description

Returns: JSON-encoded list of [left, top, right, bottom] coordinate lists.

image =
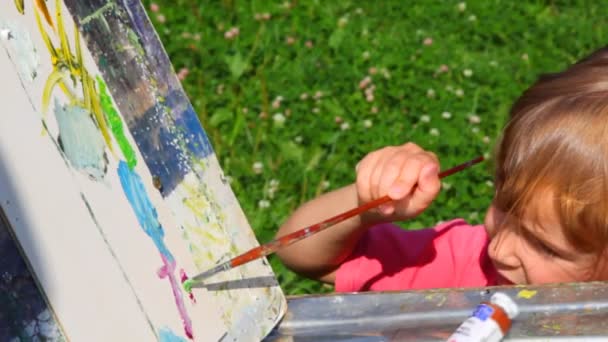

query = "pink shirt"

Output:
[[335, 219, 499, 292]]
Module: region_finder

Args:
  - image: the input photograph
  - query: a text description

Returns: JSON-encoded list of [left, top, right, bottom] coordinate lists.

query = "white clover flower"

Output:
[[312, 107, 320, 114], [366, 94, 375, 102], [446, 85, 454, 92], [482, 136, 491, 144], [294, 135, 303, 143], [321, 180, 331, 189], [363, 119, 373, 128], [269, 179, 280, 188], [273, 112, 286, 124], [355, 8, 363, 14], [468, 14, 477, 21], [252, 162, 263, 174], [370, 106, 378, 114], [300, 93, 309, 100], [258, 199, 270, 209], [420, 115, 431, 123], [362, 51, 370, 59], [340, 122, 350, 131], [468, 114, 481, 124], [442, 181, 452, 190], [381, 68, 391, 79], [522, 53, 529, 61], [426, 88, 436, 98], [314, 90, 323, 99], [430, 128, 440, 136], [267, 188, 276, 199], [469, 211, 479, 220], [455, 88, 464, 97], [338, 17, 348, 27], [485, 180, 494, 187], [359, 76, 372, 89], [457, 2, 466, 12], [441, 111, 452, 119], [471, 127, 480, 133], [463, 69, 473, 77]]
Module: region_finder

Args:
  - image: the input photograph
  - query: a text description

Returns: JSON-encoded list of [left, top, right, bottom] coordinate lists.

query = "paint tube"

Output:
[[446, 292, 519, 342]]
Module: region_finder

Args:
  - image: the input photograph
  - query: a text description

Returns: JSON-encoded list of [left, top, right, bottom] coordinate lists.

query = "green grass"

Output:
[[143, 0, 608, 295]]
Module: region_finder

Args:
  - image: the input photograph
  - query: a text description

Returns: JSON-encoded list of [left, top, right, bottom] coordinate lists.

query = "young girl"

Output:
[[275, 46, 608, 292]]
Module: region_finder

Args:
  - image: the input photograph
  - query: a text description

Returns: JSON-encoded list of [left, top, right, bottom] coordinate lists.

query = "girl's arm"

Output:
[[275, 142, 441, 283], [275, 183, 382, 283]]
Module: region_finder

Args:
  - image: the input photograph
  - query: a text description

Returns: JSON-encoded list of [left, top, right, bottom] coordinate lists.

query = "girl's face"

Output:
[[483, 192, 604, 285]]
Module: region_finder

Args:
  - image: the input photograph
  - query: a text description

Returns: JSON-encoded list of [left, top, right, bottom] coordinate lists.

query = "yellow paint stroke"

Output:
[[424, 293, 447, 307], [517, 289, 537, 299], [14, 0, 25, 14], [35, 7, 58, 65], [56, 0, 73, 71], [34, 0, 54, 30], [542, 323, 562, 331], [35, 0, 116, 154]]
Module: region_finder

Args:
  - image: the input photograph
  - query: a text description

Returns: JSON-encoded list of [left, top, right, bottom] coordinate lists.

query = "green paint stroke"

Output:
[[96, 76, 137, 169], [183, 279, 194, 293]]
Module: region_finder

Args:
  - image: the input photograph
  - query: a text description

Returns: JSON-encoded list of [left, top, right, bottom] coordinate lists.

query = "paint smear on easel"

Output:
[[117, 161, 193, 339], [54, 99, 107, 180], [180, 269, 196, 303], [0, 20, 39, 81]]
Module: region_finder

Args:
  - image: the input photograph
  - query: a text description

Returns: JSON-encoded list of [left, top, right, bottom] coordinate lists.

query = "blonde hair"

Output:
[[494, 47, 608, 265]]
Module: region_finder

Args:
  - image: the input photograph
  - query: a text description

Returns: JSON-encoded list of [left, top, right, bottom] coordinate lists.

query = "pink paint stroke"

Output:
[[158, 256, 194, 339]]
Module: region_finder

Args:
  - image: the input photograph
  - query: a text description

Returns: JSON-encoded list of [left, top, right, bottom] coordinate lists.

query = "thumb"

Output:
[[418, 163, 440, 194]]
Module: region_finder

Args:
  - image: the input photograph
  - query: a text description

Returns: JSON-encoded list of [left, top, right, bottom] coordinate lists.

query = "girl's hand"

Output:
[[356, 142, 441, 223]]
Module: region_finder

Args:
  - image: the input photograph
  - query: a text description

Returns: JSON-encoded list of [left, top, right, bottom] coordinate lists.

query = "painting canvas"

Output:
[[0, 1, 285, 341]]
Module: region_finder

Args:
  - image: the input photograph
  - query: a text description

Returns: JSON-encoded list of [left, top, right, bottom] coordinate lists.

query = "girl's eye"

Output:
[[536, 240, 559, 257], [522, 228, 560, 258]]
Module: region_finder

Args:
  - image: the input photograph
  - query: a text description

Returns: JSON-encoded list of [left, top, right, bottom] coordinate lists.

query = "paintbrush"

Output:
[[183, 156, 484, 291]]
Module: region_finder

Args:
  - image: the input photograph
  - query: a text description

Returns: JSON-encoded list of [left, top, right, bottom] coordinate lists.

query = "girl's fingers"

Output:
[[356, 143, 440, 219], [404, 161, 441, 215], [391, 153, 440, 216], [355, 150, 382, 204], [370, 147, 401, 200], [418, 163, 441, 195]]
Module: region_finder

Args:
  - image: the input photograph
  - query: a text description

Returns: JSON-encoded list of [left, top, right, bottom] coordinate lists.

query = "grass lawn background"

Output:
[[143, 0, 608, 295]]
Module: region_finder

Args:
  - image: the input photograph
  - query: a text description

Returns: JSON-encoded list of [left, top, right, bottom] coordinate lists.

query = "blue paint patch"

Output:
[[472, 303, 493, 321], [158, 327, 187, 342], [130, 89, 213, 197], [54, 100, 107, 180], [165, 90, 213, 158], [117, 161, 173, 262]]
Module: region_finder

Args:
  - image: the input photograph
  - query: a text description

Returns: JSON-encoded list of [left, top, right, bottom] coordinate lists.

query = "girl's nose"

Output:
[[488, 230, 521, 269]]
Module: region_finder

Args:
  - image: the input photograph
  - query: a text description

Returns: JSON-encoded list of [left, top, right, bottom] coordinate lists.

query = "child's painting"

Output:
[[0, 1, 285, 340]]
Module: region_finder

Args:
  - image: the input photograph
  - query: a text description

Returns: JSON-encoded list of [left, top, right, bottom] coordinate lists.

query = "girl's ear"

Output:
[[484, 204, 498, 236]]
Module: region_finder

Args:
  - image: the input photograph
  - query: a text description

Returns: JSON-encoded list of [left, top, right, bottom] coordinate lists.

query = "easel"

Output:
[[2, 1, 608, 341]]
